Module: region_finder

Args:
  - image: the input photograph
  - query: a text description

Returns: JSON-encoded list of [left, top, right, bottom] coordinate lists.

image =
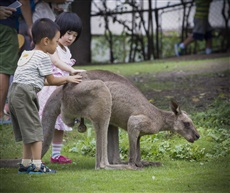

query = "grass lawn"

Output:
[[0, 57, 229, 193], [0, 153, 229, 193], [1, 120, 229, 193], [80, 57, 229, 77]]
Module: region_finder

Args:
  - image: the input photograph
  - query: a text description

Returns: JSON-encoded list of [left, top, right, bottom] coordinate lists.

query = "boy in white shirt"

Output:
[[8, 18, 82, 174]]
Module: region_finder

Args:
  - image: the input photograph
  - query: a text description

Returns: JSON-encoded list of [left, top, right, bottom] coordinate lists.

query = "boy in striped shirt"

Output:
[[8, 18, 82, 174]]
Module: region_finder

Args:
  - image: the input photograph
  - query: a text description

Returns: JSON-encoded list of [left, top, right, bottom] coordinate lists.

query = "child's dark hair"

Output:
[[32, 18, 60, 44], [55, 12, 82, 42]]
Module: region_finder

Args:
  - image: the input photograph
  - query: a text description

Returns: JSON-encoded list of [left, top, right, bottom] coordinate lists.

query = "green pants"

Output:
[[0, 24, 19, 75]]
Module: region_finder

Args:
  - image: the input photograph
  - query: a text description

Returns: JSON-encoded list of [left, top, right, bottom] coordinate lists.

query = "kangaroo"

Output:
[[41, 70, 200, 169]]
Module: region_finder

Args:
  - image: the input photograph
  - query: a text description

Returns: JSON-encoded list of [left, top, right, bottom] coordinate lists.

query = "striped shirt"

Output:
[[194, 0, 212, 19], [13, 50, 52, 90]]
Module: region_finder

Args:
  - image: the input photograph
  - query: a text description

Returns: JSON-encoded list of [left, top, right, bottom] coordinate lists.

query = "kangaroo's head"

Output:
[[170, 101, 200, 143]]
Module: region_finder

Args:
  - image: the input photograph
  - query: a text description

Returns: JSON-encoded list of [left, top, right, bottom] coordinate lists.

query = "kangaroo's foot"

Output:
[[141, 160, 161, 167], [95, 164, 138, 170], [104, 164, 139, 170]]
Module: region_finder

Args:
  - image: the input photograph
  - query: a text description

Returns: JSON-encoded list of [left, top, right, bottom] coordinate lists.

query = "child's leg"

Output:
[[28, 141, 56, 174], [51, 129, 72, 164], [21, 143, 32, 167], [52, 129, 64, 158], [31, 141, 42, 159], [31, 141, 42, 168]]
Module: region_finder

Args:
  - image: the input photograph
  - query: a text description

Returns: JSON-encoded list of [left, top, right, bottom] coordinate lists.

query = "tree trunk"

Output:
[[71, 0, 92, 65]]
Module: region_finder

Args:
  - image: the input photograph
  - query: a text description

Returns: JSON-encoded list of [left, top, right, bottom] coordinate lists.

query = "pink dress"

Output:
[[37, 45, 76, 131]]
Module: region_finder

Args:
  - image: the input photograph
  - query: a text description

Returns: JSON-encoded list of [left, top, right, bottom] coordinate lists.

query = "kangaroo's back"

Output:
[[83, 70, 149, 104], [85, 70, 131, 84], [81, 70, 158, 129]]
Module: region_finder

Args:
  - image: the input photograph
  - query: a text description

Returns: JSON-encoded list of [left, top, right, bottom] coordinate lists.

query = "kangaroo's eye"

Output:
[[183, 122, 190, 128]]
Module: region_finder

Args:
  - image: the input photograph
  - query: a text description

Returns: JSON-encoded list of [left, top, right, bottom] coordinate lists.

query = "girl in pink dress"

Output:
[[38, 12, 85, 164]]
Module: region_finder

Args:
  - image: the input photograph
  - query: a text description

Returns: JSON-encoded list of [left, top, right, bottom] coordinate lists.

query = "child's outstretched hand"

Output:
[[70, 69, 86, 75], [67, 74, 82, 84]]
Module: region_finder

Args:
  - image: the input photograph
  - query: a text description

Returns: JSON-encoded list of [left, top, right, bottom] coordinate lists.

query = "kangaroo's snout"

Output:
[[187, 130, 200, 143]]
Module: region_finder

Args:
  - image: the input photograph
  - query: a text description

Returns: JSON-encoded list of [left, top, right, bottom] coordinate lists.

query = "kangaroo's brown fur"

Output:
[[41, 70, 200, 169]]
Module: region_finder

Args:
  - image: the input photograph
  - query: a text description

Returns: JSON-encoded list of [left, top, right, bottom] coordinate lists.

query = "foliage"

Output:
[[161, 31, 179, 57], [193, 99, 230, 129], [91, 35, 110, 63], [91, 0, 227, 64], [92, 34, 145, 64], [91, 30, 225, 63], [68, 127, 96, 157]]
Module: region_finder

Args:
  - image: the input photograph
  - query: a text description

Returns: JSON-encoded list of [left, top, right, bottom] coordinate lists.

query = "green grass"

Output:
[[81, 57, 229, 76], [1, 57, 230, 193], [0, 154, 229, 193]]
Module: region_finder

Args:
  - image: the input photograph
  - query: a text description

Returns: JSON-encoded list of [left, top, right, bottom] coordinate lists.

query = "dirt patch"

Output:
[[130, 53, 230, 112]]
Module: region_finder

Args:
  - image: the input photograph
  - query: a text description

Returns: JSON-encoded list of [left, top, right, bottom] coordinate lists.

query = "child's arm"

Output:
[[49, 51, 85, 75], [45, 74, 82, 86]]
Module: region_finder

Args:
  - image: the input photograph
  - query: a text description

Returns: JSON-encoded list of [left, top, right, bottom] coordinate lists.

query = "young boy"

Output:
[[8, 18, 82, 174]]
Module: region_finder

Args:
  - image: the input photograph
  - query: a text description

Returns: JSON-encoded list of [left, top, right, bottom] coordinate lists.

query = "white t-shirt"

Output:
[[32, 2, 56, 22], [51, 45, 75, 77], [13, 50, 52, 90]]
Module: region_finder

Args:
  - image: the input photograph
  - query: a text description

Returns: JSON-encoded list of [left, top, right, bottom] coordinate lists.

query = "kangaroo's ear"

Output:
[[170, 100, 182, 115]]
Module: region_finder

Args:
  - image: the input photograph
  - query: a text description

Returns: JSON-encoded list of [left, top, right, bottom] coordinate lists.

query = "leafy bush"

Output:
[[193, 99, 230, 129], [68, 128, 96, 157]]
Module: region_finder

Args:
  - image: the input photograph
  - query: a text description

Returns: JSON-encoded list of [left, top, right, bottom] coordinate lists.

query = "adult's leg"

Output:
[[183, 34, 194, 47], [0, 74, 10, 119], [0, 25, 18, 121]]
